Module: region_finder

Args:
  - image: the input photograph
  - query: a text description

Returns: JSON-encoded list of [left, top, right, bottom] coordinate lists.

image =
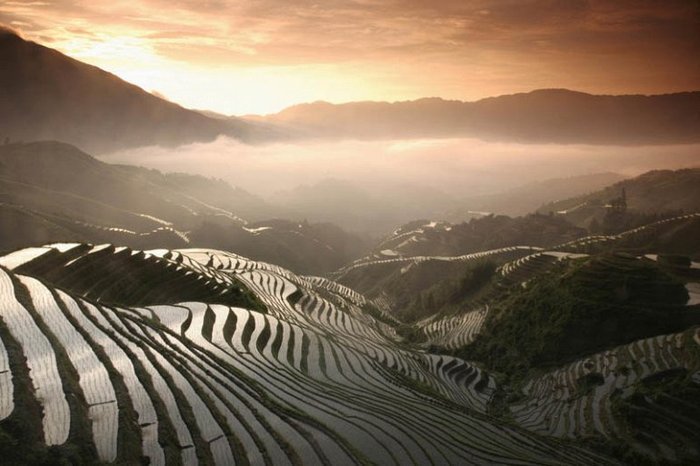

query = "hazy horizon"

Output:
[[5, 20, 697, 119], [2, 1, 698, 114]]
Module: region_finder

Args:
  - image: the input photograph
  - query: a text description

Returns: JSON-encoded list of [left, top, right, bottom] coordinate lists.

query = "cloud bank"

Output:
[[104, 137, 700, 198]]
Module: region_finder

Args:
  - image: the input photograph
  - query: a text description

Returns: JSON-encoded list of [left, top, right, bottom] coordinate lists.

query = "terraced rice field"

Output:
[[496, 213, 700, 286], [498, 251, 589, 285], [511, 327, 700, 462], [418, 306, 489, 349], [551, 213, 700, 253], [332, 246, 538, 280], [332, 213, 700, 358], [74, 219, 191, 243], [373, 221, 449, 254], [0, 243, 614, 465], [6, 243, 256, 308], [686, 283, 700, 306], [415, 250, 592, 350]]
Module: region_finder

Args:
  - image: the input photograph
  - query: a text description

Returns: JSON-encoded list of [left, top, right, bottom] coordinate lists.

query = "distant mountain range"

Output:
[[3, 24, 700, 466], [257, 89, 700, 145], [2, 29, 698, 152]]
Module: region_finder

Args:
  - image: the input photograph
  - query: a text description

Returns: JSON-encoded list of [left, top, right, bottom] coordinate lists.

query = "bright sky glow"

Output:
[[2, 0, 698, 115]]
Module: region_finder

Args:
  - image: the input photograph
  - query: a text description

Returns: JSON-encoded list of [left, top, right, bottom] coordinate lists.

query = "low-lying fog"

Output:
[[104, 137, 700, 233]]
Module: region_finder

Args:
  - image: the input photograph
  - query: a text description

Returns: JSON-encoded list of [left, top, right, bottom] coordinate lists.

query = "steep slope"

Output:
[[0, 243, 610, 465], [2, 243, 263, 309], [461, 251, 700, 464], [259, 89, 700, 145], [373, 214, 587, 258], [0, 141, 367, 274], [0, 30, 278, 153]]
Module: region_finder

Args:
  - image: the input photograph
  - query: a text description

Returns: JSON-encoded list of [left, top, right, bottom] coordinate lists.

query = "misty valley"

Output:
[[1, 7, 700, 466]]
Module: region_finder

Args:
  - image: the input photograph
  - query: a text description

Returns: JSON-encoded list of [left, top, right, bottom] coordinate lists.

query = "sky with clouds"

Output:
[[1, 0, 698, 114]]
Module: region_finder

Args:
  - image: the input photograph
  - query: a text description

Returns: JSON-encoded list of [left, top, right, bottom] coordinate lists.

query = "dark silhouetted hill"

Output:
[[0, 30, 280, 153]]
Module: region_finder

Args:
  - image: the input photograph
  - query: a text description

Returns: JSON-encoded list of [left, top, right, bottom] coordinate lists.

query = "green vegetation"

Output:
[[384, 213, 586, 258], [337, 213, 589, 324], [461, 254, 696, 374], [402, 260, 496, 322]]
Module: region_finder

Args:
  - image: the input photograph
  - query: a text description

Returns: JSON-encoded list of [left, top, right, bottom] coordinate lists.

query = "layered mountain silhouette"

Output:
[[0, 30, 282, 153], [2, 29, 698, 151], [0, 141, 368, 273], [259, 90, 700, 145]]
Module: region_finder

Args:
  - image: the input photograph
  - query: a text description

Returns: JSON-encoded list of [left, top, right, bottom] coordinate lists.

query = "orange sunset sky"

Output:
[[1, 0, 698, 115]]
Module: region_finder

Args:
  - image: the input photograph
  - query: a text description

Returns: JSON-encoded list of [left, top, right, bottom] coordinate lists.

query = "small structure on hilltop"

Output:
[[601, 187, 628, 232], [607, 187, 627, 214]]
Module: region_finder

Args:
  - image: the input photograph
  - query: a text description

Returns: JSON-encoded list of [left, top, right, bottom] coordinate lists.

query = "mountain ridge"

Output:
[[0, 30, 283, 153], [256, 88, 700, 145], [270, 88, 700, 115], [3, 28, 698, 149]]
